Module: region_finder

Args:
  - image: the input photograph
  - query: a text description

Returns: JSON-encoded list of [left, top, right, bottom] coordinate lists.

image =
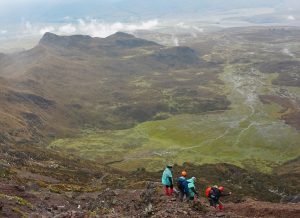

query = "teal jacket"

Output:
[[187, 178, 196, 197], [161, 167, 173, 186]]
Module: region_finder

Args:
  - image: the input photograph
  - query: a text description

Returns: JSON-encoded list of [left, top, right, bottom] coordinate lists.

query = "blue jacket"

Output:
[[177, 176, 189, 194], [161, 167, 173, 186]]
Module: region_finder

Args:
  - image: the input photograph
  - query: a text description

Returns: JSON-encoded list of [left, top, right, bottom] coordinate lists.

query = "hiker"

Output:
[[187, 177, 199, 201], [176, 170, 189, 201], [205, 185, 231, 210], [161, 164, 173, 196]]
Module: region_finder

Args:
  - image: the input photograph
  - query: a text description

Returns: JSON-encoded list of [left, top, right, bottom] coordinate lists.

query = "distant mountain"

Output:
[[39, 32, 93, 48], [0, 32, 227, 144], [38, 32, 161, 57], [39, 32, 159, 48]]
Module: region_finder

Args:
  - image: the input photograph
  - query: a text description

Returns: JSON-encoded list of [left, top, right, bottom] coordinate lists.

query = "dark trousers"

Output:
[[209, 198, 223, 210], [178, 187, 187, 201], [209, 198, 219, 207]]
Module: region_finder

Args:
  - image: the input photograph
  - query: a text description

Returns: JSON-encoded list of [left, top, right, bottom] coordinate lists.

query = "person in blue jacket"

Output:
[[176, 170, 189, 201], [161, 164, 173, 196]]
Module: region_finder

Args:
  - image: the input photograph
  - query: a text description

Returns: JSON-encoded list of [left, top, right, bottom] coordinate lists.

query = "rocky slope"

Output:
[[0, 144, 299, 217]]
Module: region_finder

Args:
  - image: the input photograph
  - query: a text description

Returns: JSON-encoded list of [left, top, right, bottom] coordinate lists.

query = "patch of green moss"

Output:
[[11, 206, 28, 218], [87, 210, 98, 217], [49, 183, 95, 193], [0, 193, 33, 210], [0, 168, 10, 178]]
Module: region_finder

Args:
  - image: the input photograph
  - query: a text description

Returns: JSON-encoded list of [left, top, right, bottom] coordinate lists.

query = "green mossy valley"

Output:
[[50, 61, 300, 173]]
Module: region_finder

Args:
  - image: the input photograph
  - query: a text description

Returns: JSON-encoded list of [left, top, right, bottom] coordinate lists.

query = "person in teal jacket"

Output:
[[187, 177, 199, 200], [161, 164, 173, 196]]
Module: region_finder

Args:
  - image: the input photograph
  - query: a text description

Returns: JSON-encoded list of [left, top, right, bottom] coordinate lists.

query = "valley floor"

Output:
[[50, 64, 300, 173]]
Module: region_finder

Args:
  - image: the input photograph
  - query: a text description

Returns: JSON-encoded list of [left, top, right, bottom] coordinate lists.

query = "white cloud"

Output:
[[25, 21, 33, 32], [17, 19, 160, 39], [22, 21, 40, 35], [176, 22, 204, 33], [0, 30, 7, 34], [39, 26, 55, 35], [177, 22, 190, 29], [193, 27, 204, 33], [282, 48, 295, 57], [76, 19, 159, 37], [287, 15, 295, 20], [172, 35, 179, 46], [58, 24, 77, 34]]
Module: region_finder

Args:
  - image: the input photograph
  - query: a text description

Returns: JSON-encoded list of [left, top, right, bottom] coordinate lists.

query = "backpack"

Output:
[[205, 187, 212, 197], [207, 187, 220, 199], [177, 177, 185, 189]]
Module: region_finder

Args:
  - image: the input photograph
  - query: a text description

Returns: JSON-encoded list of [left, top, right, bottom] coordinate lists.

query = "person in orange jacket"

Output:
[[205, 185, 231, 210]]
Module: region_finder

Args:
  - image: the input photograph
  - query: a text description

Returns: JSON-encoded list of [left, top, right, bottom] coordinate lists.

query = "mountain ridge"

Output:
[[0, 31, 226, 146], [39, 31, 161, 50]]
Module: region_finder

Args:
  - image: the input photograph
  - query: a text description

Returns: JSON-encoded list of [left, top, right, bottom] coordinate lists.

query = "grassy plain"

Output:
[[50, 63, 300, 172]]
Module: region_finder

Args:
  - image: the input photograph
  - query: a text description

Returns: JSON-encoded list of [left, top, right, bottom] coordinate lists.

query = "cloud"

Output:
[[0, 30, 7, 34], [176, 22, 189, 29], [25, 22, 33, 32], [172, 35, 179, 46], [39, 26, 55, 35], [176, 22, 204, 33], [76, 19, 159, 37], [287, 15, 296, 20], [23, 19, 159, 38], [282, 48, 295, 57], [193, 27, 204, 33], [17, 19, 159, 39], [58, 24, 77, 34]]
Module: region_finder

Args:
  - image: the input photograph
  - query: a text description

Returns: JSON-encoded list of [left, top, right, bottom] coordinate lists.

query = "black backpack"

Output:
[[210, 187, 220, 199], [176, 177, 184, 189]]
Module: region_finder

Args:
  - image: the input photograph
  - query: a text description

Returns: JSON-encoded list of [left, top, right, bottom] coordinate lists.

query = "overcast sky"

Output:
[[0, 0, 299, 50], [1, 0, 299, 23]]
